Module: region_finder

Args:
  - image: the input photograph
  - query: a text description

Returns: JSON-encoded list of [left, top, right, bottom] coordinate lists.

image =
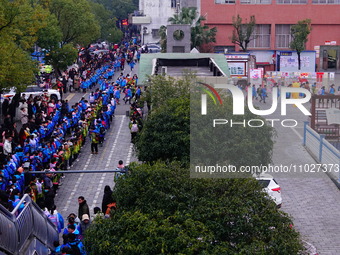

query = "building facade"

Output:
[[131, 0, 200, 45], [202, 0, 340, 73]]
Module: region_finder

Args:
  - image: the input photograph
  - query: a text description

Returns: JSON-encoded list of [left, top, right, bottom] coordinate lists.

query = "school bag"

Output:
[[131, 124, 139, 133]]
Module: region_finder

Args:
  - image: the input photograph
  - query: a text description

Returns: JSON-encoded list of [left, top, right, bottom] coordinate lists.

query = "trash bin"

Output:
[[126, 110, 130, 117]]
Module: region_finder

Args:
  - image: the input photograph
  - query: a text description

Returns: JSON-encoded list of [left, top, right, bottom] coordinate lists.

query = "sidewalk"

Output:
[[253, 91, 340, 255]]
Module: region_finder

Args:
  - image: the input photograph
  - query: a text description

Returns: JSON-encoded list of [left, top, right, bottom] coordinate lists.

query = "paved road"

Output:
[[254, 92, 340, 255], [54, 65, 139, 222]]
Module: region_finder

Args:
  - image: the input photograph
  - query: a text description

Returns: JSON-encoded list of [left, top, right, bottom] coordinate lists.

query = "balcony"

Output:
[[129, 11, 151, 24]]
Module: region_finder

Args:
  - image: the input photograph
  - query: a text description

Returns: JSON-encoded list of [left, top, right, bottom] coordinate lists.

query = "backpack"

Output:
[[131, 124, 139, 133]]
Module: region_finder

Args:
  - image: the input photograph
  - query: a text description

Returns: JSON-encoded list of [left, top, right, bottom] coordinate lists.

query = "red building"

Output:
[[202, 0, 340, 73]]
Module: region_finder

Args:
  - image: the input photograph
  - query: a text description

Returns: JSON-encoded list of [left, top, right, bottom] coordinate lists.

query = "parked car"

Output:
[[142, 44, 161, 53], [2, 85, 61, 102], [254, 173, 282, 208], [90, 49, 110, 56]]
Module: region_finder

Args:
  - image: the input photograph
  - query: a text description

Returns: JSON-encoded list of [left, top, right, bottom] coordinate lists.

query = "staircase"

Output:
[[0, 194, 58, 255]]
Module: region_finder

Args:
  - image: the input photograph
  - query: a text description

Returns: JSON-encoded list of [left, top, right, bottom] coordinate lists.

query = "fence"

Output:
[[303, 121, 340, 182], [0, 194, 58, 255]]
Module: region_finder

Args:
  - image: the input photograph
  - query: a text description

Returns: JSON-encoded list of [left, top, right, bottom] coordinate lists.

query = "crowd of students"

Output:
[[0, 37, 147, 255]]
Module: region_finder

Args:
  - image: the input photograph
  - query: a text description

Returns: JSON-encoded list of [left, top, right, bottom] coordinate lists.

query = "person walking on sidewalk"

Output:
[[129, 60, 136, 71], [78, 196, 90, 221], [259, 85, 267, 103], [89, 128, 99, 154]]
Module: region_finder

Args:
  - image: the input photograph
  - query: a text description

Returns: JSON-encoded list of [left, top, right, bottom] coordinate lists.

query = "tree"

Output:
[[0, 0, 48, 91], [136, 97, 190, 164], [44, 43, 78, 76], [89, 2, 122, 43], [290, 19, 312, 70], [85, 162, 304, 254], [92, 0, 136, 20], [160, 7, 217, 52], [50, 0, 100, 46], [230, 15, 256, 52], [107, 27, 123, 44], [36, 13, 63, 50], [158, 25, 167, 53], [136, 75, 274, 171]]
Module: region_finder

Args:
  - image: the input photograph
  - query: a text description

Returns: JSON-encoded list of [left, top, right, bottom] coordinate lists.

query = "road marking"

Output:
[[91, 116, 126, 210], [104, 116, 125, 169], [291, 127, 303, 139], [65, 93, 75, 101], [126, 144, 133, 165], [62, 157, 90, 212]]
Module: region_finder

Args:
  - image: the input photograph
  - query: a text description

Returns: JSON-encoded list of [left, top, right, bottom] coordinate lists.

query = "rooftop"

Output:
[[138, 53, 230, 85]]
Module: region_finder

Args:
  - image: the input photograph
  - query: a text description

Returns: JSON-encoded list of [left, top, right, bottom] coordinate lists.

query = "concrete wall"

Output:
[[166, 24, 191, 53]]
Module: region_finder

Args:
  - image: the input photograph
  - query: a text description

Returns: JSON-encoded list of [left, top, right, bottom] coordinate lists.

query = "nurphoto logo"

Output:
[[200, 83, 312, 128]]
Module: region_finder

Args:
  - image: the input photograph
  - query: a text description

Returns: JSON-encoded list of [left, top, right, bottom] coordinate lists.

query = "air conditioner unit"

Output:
[[161, 66, 167, 76]]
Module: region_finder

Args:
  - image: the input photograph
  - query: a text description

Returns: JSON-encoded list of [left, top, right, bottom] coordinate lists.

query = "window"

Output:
[[215, 0, 236, 4], [277, 0, 307, 3], [275, 25, 292, 48], [152, 29, 160, 38], [240, 0, 271, 4], [312, 0, 340, 3], [171, 0, 177, 8], [214, 45, 235, 53], [248, 25, 271, 48]]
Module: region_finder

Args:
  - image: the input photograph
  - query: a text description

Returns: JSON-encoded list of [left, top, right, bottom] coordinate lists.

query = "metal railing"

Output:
[[0, 194, 58, 255], [303, 121, 340, 182]]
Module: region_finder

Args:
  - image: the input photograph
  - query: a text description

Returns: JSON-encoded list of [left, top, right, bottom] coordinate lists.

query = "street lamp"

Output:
[[142, 26, 147, 45]]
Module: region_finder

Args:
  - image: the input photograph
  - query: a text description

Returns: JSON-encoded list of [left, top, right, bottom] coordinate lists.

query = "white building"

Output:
[[130, 0, 199, 45]]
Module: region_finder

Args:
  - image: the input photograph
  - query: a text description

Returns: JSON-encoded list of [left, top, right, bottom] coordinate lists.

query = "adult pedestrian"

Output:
[[3, 136, 12, 156], [44, 186, 55, 211], [259, 85, 267, 103], [89, 128, 99, 154], [2, 98, 9, 118], [130, 120, 139, 143], [20, 107, 28, 126], [329, 84, 335, 103], [78, 196, 90, 221], [77, 214, 91, 240], [252, 84, 257, 100], [101, 185, 114, 214], [129, 60, 136, 71]]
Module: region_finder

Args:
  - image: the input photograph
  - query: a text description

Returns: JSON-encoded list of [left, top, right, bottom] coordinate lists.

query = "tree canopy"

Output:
[[50, 0, 100, 46], [0, 0, 48, 90], [230, 15, 256, 52], [85, 162, 303, 254], [92, 0, 136, 20], [290, 19, 312, 70], [136, 74, 274, 170]]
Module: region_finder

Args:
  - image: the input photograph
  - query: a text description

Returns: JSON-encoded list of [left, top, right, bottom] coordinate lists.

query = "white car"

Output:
[[2, 85, 61, 102], [142, 44, 161, 53], [254, 173, 282, 208], [90, 49, 110, 56]]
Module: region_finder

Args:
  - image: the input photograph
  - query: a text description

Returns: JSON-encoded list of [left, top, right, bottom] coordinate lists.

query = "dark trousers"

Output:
[[131, 132, 137, 143], [91, 143, 98, 153]]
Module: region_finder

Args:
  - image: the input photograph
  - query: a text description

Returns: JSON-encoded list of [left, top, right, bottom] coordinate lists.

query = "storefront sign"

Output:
[[325, 41, 336, 45], [280, 51, 292, 56]]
